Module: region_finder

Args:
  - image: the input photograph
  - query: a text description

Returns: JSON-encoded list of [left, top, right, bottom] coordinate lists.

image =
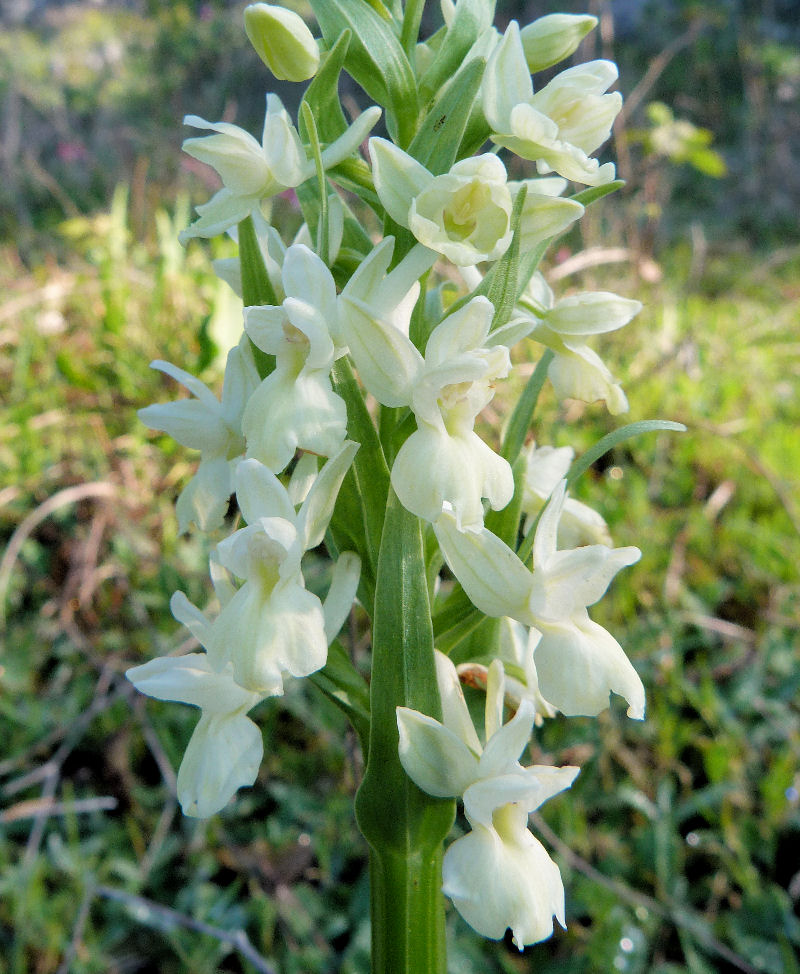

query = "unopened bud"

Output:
[[519, 13, 597, 73], [244, 3, 320, 82]]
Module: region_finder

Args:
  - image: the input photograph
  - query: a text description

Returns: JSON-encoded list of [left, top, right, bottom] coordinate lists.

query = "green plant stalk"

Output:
[[368, 846, 448, 974], [355, 489, 455, 972]]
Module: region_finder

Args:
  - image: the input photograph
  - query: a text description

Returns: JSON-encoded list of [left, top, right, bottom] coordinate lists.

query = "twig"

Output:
[[1, 668, 131, 786], [548, 246, 633, 280], [133, 696, 179, 793], [0, 480, 117, 628], [23, 763, 59, 867], [532, 813, 763, 974], [55, 879, 97, 974], [617, 20, 705, 126], [138, 798, 178, 882], [680, 612, 758, 646], [1, 795, 117, 824], [95, 884, 278, 974]]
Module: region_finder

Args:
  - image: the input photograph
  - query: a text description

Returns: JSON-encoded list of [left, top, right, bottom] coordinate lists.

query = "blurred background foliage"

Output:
[[1, 0, 798, 972]]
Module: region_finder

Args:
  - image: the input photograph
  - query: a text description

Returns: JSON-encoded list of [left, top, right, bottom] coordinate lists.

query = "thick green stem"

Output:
[[368, 845, 447, 974], [355, 490, 454, 972]]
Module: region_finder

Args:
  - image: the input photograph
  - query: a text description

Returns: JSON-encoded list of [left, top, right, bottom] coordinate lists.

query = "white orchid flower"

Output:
[[181, 94, 380, 240], [126, 653, 265, 818], [434, 480, 645, 718], [483, 22, 621, 186], [126, 587, 265, 818], [369, 138, 583, 266], [517, 271, 641, 414], [242, 243, 349, 472], [340, 257, 513, 526], [397, 653, 578, 947], [209, 443, 360, 694], [138, 338, 260, 533], [521, 442, 612, 547]]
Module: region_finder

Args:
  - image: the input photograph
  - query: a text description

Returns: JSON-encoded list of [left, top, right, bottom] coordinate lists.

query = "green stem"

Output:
[[368, 846, 447, 974], [355, 490, 454, 972]]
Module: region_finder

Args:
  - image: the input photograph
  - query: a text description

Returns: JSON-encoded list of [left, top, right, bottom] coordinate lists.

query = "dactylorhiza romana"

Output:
[[129, 2, 678, 966]]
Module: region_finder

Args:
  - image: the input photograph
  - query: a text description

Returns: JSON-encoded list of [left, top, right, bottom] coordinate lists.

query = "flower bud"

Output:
[[519, 13, 597, 72], [244, 3, 320, 82]]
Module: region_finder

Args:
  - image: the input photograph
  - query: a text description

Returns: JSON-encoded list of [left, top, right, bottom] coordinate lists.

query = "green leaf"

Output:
[[299, 31, 351, 144], [238, 215, 277, 307], [355, 489, 454, 853], [485, 183, 526, 330], [407, 57, 485, 176], [435, 601, 485, 658], [238, 215, 276, 379], [566, 420, 687, 486], [399, 0, 425, 58], [329, 357, 391, 584], [516, 238, 551, 300], [418, 0, 494, 102], [570, 179, 625, 208], [299, 103, 330, 264], [310, 0, 418, 146], [500, 349, 554, 463], [327, 157, 383, 214], [433, 585, 474, 641], [309, 639, 370, 753]]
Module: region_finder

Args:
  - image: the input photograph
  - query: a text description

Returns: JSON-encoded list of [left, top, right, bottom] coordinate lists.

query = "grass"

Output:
[[1, 186, 799, 974]]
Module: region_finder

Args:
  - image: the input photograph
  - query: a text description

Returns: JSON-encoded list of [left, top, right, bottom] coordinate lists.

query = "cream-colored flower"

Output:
[[138, 338, 260, 532], [340, 255, 513, 527], [369, 139, 582, 265], [126, 585, 265, 818], [181, 95, 379, 240], [521, 442, 612, 547], [484, 21, 621, 185], [242, 244, 348, 472], [209, 443, 360, 694], [517, 271, 641, 414], [434, 481, 645, 717], [519, 13, 597, 72], [397, 654, 578, 947]]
